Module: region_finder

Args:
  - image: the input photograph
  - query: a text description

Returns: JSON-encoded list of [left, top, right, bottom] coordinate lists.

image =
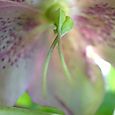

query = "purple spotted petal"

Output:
[[9, 0, 27, 2], [8, 0, 41, 6], [0, 1, 42, 106], [28, 32, 105, 115], [74, 1, 115, 66]]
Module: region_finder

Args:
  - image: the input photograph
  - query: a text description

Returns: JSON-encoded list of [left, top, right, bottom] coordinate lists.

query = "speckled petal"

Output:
[[0, 1, 42, 106], [74, 0, 115, 67], [8, 0, 41, 6], [28, 31, 105, 115]]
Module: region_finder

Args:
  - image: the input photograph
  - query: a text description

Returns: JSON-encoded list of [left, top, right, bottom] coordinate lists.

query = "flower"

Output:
[[0, 0, 106, 115]]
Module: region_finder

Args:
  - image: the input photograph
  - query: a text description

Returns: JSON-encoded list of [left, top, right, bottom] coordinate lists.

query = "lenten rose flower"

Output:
[[0, 0, 105, 115]]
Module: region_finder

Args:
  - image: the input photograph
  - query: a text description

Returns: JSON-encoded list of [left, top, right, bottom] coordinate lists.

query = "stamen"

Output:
[[42, 35, 73, 97], [58, 40, 72, 82], [42, 36, 59, 97]]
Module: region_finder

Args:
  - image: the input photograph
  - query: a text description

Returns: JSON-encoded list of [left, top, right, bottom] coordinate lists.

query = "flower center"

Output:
[[45, 2, 69, 22]]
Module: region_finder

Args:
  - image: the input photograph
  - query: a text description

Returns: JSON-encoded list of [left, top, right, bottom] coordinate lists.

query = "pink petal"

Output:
[[0, 1, 41, 106], [28, 32, 105, 115], [74, 1, 115, 66], [8, 0, 41, 6]]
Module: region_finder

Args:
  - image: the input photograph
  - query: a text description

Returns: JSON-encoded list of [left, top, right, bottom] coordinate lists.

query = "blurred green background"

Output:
[[96, 67, 115, 115]]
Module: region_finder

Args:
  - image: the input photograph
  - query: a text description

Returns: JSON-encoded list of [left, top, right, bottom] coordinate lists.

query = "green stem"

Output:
[[42, 35, 59, 97], [57, 40, 72, 82], [42, 34, 73, 97]]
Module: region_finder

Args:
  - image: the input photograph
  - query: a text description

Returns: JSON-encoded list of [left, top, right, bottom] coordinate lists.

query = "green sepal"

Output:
[[54, 9, 66, 34], [52, 9, 73, 37], [61, 16, 74, 37]]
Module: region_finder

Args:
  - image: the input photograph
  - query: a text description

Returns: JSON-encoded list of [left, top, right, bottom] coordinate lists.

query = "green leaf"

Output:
[[0, 106, 64, 115], [16, 92, 32, 108], [0, 107, 40, 115], [61, 16, 74, 37], [36, 106, 64, 115], [107, 67, 115, 92], [96, 92, 115, 115]]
